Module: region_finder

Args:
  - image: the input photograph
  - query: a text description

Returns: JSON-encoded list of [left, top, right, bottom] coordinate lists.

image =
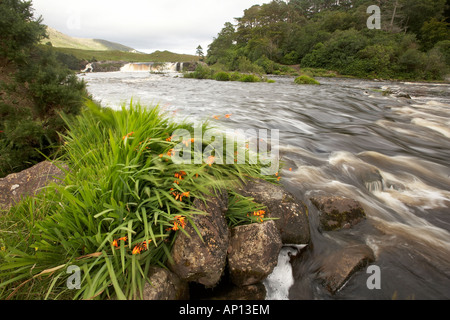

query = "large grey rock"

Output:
[[237, 178, 310, 244], [169, 191, 229, 288], [317, 244, 375, 294], [228, 220, 282, 287], [142, 267, 189, 300], [310, 195, 366, 231], [0, 161, 68, 211]]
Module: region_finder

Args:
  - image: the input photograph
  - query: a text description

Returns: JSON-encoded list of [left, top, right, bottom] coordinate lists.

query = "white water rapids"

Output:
[[80, 70, 450, 299]]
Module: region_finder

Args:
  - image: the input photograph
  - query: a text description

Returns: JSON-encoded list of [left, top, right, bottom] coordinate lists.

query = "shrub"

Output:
[[0, 1, 87, 178], [229, 72, 242, 81], [294, 75, 320, 85], [239, 74, 262, 82], [214, 71, 231, 81], [183, 63, 213, 79]]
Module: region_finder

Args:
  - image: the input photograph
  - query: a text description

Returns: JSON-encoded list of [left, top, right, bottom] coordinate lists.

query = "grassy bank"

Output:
[[0, 101, 278, 300]]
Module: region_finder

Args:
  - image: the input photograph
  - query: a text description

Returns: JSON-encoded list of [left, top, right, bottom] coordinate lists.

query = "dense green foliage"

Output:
[[294, 75, 320, 85], [0, 0, 88, 177], [0, 101, 277, 299], [206, 0, 450, 80]]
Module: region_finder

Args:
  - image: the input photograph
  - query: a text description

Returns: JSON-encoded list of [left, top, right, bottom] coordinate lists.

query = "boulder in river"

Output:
[[237, 178, 310, 244], [310, 195, 366, 231], [317, 244, 375, 294], [169, 191, 229, 288], [227, 220, 282, 287]]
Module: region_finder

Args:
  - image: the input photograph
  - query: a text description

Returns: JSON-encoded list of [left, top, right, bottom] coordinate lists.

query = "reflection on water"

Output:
[[81, 71, 450, 299]]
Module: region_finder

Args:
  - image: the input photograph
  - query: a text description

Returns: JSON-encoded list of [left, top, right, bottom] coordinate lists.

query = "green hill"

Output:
[[43, 26, 137, 52], [43, 27, 199, 63], [54, 47, 199, 63]]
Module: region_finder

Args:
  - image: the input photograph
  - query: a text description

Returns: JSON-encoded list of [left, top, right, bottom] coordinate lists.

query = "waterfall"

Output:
[[81, 63, 94, 72], [263, 246, 304, 300], [120, 62, 182, 73], [120, 63, 152, 72]]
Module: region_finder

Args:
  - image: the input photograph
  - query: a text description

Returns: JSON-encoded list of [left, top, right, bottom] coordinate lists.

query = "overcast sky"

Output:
[[31, 0, 272, 55]]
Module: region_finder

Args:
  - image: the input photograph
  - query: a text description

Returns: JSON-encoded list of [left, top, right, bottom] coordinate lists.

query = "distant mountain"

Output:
[[43, 26, 137, 52]]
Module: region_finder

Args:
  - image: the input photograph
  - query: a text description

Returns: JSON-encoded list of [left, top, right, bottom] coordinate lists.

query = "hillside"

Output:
[[43, 26, 137, 52], [54, 47, 199, 63]]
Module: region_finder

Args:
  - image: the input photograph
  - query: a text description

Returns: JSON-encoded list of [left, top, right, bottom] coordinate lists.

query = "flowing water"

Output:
[[80, 70, 450, 300]]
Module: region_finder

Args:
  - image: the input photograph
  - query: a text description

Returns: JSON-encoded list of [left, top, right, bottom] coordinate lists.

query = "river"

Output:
[[80, 70, 450, 300]]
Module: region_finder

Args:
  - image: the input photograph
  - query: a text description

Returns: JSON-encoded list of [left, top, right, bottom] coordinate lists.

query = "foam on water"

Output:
[[263, 246, 304, 300]]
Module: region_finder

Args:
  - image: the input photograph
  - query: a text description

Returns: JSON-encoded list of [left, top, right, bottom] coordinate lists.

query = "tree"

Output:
[[196, 45, 204, 61], [0, 0, 46, 63], [206, 22, 236, 65], [419, 18, 450, 50]]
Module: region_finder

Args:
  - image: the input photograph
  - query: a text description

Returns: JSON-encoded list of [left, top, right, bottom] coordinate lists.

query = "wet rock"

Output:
[[309, 196, 366, 231], [0, 161, 68, 211], [209, 283, 267, 300], [228, 220, 282, 287], [394, 91, 411, 99], [317, 244, 375, 294], [142, 267, 189, 300], [237, 178, 310, 244], [169, 191, 229, 288]]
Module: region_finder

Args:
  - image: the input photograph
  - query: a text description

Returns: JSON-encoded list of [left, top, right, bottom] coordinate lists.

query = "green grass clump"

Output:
[[214, 71, 231, 81], [294, 75, 320, 85], [226, 191, 273, 228], [239, 74, 262, 83], [0, 101, 278, 300]]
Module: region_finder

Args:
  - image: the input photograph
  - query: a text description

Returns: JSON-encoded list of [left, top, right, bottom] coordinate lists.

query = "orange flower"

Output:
[[166, 136, 173, 142], [132, 246, 142, 255], [205, 155, 215, 166], [122, 132, 134, 140], [213, 115, 220, 120], [225, 114, 232, 118], [277, 176, 281, 181], [172, 215, 187, 230], [289, 168, 292, 171], [112, 236, 128, 248], [132, 240, 151, 255]]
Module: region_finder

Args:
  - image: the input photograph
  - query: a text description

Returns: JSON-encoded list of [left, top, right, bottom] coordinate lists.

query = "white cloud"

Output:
[[31, 0, 272, 54]]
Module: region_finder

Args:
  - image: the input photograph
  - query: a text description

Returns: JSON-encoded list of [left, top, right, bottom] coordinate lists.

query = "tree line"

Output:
[[206, 0, 450, 80]]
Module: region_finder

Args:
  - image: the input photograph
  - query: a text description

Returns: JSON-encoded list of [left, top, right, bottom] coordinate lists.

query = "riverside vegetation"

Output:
[[0, 101, 279, 299]]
